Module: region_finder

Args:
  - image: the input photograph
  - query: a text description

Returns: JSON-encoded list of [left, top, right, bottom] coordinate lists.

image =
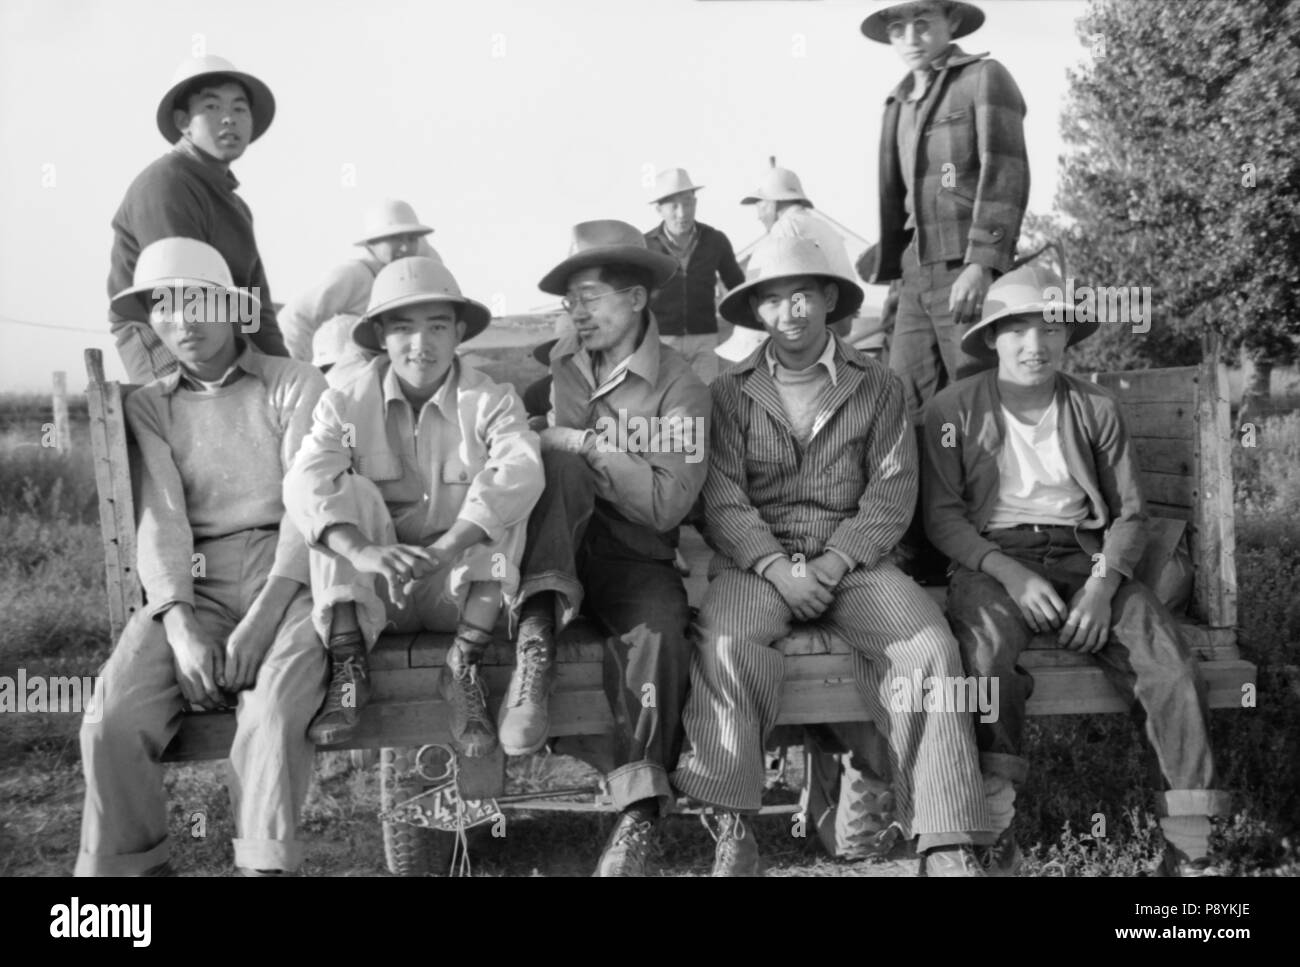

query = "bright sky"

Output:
[[0, 0, 1089, 391]]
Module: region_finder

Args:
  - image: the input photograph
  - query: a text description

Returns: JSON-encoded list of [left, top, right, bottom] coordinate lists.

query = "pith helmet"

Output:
[[719, 236, 864, 329], [355, 199, 434, 246], [110, 236, 260, 323], [157, 55, 275, 143], [860, 1, 985, 45], [356, 257, 491, 349], [538, 220, 679, 296], [740, 167, 813, 207], [649, 168, 704, 204], [960, 263, 1097, 360]]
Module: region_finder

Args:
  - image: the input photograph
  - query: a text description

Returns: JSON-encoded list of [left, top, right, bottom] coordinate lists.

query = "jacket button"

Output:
[[992, 228, 1004, 239]]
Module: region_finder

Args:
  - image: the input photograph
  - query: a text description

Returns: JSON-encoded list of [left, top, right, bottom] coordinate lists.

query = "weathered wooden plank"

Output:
[[1139, 469, 1195, 508], [370, 633, 416, 671], [408, 624, 606, 667], [1128, 437, 1195, 478], [1193, 355, 1238, 628], [371, 661, 602, 701], [1115, 401, 1197, 439], [1091, 368, 1198, 405], [1147, 500, 1193, 522]]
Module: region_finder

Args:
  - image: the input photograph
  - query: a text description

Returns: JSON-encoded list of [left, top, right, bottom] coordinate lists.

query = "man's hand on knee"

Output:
[[764, 558, 834, 622], [1059, 576, 1118, 654], [982, 553, 1066, 634]]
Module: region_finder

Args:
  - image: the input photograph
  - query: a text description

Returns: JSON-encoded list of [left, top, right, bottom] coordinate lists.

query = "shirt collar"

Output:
[[173, 137, 240, 190], [765, 331, 839, 386], [160, 337, 260, 394], [887, 43, 982, 102], [382, 356, 459, 419], [554, 314, 664, 394]]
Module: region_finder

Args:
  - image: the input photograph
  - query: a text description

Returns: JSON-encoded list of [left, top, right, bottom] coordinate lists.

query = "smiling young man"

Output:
[[860, 1, 1028, 420], [922, 263, 1230, 876], [673, 236, 993, 876], [644, 169, 745, 384], [108, 56, 288, 383], [80, 238, 328, 876], [502, 220, 710, 876], [283, 257, 543, 755]]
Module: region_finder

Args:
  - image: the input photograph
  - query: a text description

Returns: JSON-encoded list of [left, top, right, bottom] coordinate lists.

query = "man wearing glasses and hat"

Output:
[[277, 199, 444, 366], [644, 168, 746, 384], [502, 221, 711, 875], [861, 1, 1029, 421], [674, 236, 992, 877], [108, 55, 290, 383]]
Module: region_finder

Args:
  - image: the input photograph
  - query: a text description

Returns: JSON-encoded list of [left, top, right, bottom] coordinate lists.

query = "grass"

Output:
[[2, 379, 1299, 877]]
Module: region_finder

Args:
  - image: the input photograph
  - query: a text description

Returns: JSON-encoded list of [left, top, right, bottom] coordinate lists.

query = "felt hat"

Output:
[[355, 199, 434, 246], [157, 55, 275, 143], [649, 168, 704, 204], [538, 220, 679, 296], [356, 256, 491, 350], [860, 1, 985, 44], [719, 236, 864, 330], [110, 236, 259, 323], [960, 263, 1097, 360]]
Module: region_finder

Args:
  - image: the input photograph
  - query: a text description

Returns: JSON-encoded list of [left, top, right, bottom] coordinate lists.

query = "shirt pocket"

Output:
[[440, 443, 486, 488], [925, 107, 977, 172]]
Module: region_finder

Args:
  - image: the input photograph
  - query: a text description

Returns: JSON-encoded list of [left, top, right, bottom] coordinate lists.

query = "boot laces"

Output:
[[325, 655, 365, 707], [703, 812, 749, 866], [449, 664, 492, 729], [510, 641, 552, 706]]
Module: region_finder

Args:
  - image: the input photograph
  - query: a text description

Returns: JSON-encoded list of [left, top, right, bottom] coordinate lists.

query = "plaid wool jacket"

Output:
[[871, 44, 1030, 281], [704, 335, 916, 573]]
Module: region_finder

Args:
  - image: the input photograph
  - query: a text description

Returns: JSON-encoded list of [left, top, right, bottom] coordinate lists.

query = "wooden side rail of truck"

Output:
[[84, 348, 1254, 875]]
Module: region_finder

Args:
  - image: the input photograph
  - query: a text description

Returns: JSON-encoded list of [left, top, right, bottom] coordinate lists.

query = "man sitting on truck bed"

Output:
[[79, 238, 328, 876], [283, 256, 543, 757], [922, 262, 1232, 876]]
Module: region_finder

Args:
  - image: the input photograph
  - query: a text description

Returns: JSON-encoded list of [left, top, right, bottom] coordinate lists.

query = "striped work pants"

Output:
[[674, 561, 993, 852]]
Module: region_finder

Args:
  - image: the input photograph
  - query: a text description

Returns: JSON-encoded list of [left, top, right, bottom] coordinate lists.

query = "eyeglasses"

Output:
[[887, 17, 937, 40], [561, 286, 637, 314]]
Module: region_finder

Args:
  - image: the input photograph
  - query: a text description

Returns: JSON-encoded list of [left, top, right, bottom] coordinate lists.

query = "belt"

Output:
[[999, 523, 1077, 534]]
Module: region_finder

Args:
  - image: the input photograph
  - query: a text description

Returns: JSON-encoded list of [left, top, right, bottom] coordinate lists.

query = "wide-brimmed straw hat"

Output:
[[740, 167, 813, 207], [719, 236, 864, 330], [157, 55, 275, 143], [355, 199, 434, 246], [356, 256, 491, 350], [960, 263, 1097, 360], [110, 236, 260, 323], [649, 168, 704, 204], [860, 1, 985, 45], [714, 326, 770, 363], [538, 220, 679, 296]]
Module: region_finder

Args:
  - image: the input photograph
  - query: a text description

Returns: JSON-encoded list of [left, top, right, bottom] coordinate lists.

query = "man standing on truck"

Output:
[[80, 238, 327, 876], [644, 168, 746, 384], [922, 263, 1231, 876], [108, 55, 290, 383], [673, 236, 993, 877]]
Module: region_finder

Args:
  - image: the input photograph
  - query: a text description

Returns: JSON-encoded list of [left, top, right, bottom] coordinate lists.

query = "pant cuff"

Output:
[[311, 584, 387, 650], [512, 571, 585, 636], [1159, 789, 1232, 818], [981, 751, 1029, 785], [670, 761, 761, 814], [74, 838, 170, 877], [917, 830, 997, 853], [606, 761, 674, 815], [232, 837, 305, 873]]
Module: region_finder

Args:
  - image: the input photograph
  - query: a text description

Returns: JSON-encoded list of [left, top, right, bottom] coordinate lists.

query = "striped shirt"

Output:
[[705, 335, 915, 573]]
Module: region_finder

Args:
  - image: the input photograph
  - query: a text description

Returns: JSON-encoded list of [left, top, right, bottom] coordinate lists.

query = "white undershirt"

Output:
[[986, 398, 1089, 530]]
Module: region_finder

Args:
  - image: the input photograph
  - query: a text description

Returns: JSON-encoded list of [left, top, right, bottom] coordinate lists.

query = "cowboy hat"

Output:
[[740, 167, 813, 207], [356, 256, 491, 350], [714, 326, 769, 363], [538, 220, 679, 296], [960, 263, 1097, 360], [649, 168, 704, 204], [157, 55, 275, 143], [355, 199, 434, 246], [110, 236, 260, 323], [860, 1, 985, 45], [719, 236, 864, 330]]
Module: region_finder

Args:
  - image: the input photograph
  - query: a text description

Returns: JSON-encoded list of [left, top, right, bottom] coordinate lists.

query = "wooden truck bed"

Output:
[[82, 349, 1254, 767]]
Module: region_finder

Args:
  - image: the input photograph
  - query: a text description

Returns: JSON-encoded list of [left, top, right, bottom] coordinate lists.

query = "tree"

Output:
[[1050, 0, 1300, 398]]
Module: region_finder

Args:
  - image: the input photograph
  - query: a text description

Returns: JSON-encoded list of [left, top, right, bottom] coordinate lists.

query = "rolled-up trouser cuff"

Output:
[[233, 837, 305, 873], [981, 751, 1030, 786], [512, 571, 585, 637], [310, 582, 388, 651], [75, 838, 170, 877], [918, 829, 998, 853], [1159, 789, 1232, 818], [605, 761, 674, 815]]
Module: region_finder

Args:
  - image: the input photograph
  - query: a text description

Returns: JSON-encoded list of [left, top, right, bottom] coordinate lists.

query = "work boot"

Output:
[[307, 632, 369, 745], [498, 622, 557, 756], [594, 809, 657, 877], [440, 627, 497, 758], [976, 829, 1023, 877], [921, 844, 988, 877], [836, 763, 900, 860], [706, 811, 761, 877]]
